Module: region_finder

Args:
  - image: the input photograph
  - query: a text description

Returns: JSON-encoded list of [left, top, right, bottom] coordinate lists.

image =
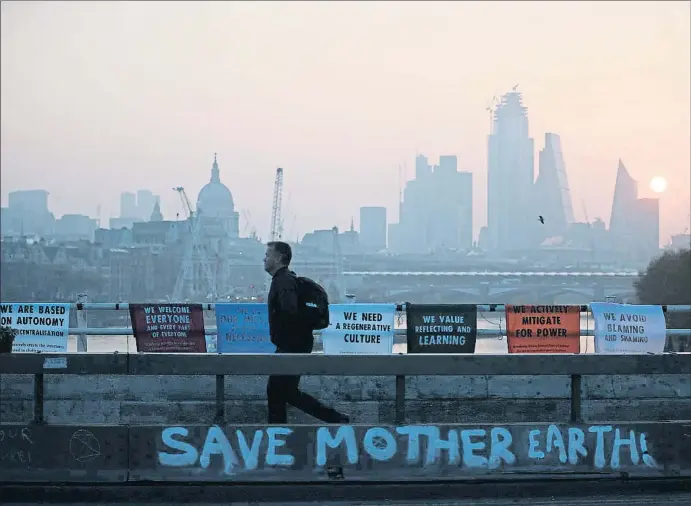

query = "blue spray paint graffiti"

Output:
[[159, 425, 297, 474], [527, 425, 656, 468], [157, 424, 659, 475], [314, 425, 515, 468]]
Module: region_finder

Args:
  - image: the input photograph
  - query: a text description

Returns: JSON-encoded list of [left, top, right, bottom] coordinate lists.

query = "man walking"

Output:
[[263, 240, 350, 424]]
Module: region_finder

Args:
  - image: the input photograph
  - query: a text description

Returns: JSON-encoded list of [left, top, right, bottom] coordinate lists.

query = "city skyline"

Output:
[[1, 1, 689, 242], [0, 111, 679, 246], [1, 148, 668, 247]]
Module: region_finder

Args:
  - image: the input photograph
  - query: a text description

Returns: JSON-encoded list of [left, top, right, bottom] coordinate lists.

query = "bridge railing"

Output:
[[1, 353, 690, 484], [64, 301, 691, 351]]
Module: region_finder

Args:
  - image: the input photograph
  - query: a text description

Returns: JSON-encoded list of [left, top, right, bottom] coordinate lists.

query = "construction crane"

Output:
[[485, 95, 498, 133], [174, 187, 194, 218], [581, 200, 590, 226], [241, 209, 258, 239], [582, 200, 596, 262], [269, 168, 284, 241], [241, 209, 251, 236], [171, 186, 217, 302]]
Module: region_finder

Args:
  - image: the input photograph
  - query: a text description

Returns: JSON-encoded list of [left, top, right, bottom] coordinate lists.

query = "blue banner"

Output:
[[215, 303, 275, 354]]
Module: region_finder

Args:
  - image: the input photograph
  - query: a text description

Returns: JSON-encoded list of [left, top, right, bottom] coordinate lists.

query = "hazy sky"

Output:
[[2, 1, 689, 242]]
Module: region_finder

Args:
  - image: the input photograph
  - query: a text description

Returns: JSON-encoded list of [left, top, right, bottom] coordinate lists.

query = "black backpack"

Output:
[[295, 275, 330, 330]]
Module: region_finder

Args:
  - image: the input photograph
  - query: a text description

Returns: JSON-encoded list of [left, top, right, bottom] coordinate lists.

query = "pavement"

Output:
[[4, 496, 691, 506], [2, 478, 690, 505]]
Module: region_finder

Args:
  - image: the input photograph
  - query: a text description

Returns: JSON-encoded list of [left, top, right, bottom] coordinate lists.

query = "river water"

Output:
[[68, 314, 598, 354]]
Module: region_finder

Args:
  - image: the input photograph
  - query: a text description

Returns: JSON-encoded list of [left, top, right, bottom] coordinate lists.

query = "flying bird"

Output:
[[538, 216, 545, 224]]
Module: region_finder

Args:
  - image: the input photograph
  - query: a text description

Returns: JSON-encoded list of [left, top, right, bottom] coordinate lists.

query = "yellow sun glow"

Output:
[[650, 176, 668, 193]]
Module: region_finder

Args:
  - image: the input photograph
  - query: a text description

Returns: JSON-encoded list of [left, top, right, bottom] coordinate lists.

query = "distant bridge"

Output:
[[343, 271, 639, 277], [342, 271, 639, 304]]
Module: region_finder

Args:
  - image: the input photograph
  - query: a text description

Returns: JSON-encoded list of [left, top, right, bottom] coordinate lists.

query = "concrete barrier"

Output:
[[1, 354, 690, 426], [0, 424, 129, 482], [133, 422, 691, 481], [1, 421, 690, 483], [1, 354, 690, 483]]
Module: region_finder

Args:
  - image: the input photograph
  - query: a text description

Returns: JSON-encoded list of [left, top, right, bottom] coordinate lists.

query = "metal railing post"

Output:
[[215, 375, 225, 424], [76, 293, 88, 352], [570, 374, 582, 422], [33, 373, 44, 424], [395, 375, 406, 424]]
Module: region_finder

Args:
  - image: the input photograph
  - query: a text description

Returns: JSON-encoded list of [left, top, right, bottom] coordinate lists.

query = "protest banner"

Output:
[[215, 303, 274, 353], [406, 304, 477, 353], [506, 304, 581, 353], [129, 303, 206, 353], [322, 303, 395, 355], [1, 302, 70, 353], [591, 303, 666, 354]]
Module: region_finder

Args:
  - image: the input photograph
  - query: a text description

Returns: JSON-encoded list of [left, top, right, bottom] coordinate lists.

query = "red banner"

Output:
[[505, 304, 581, 354], [129, 303, 206, 353]]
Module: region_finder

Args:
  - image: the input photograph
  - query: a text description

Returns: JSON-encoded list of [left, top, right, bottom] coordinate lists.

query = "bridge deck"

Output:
[[7, 497, 691, 506], [2, 480, 689, 505]]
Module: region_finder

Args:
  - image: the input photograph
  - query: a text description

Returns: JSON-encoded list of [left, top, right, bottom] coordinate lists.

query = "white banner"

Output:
[[1, 302, 70, 353], [322, 303, 395, 355], [590, 302, 667, 354]]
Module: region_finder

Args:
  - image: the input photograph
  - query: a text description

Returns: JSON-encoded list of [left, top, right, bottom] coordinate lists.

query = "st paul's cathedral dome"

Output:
[[195, 154, 239, 238], [196, 153, 235, 218]]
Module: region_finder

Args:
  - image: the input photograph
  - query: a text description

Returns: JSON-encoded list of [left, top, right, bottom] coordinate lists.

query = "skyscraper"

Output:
[[120, 192, 137, 218], [359, 206, 387, 252], [487, 91, 535, 252], [4, 190, 54, 237], [415, 154, 431, 180], [534, 133, 575, 241], [609, 159, 638, 241], [136, 190, 157, 221], [636, 198, 660, 253], [8, 190, 49, 213], [389, 155, 473, 253], [608, 160, 660, 260], [427, 157, 473, 251]]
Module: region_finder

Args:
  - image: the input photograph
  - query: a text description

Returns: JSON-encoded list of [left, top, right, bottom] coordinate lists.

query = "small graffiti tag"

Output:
[[69, 429, 101, 463], [0, 426, 34, 468]]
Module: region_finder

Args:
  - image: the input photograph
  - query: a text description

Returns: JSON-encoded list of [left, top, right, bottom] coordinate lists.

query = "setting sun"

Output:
[[650, 176, 668, 193]]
